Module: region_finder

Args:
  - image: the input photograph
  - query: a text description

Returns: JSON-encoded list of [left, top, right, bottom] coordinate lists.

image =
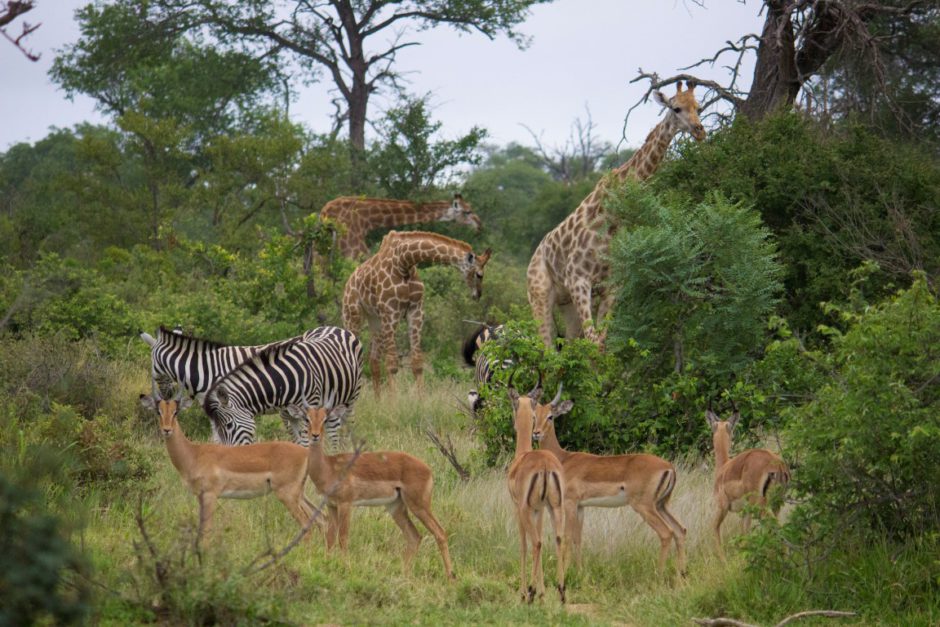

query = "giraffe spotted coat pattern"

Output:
[[321, 194, 481, 259], [526, 82, 706, 348], [342, 230, 492, 395]]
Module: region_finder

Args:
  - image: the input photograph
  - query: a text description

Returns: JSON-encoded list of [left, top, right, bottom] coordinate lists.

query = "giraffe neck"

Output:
[[573, 116, 681, 223], [385, 233, 470, 276], [611, 116, 681, 183], [359, 200, 453, 230]]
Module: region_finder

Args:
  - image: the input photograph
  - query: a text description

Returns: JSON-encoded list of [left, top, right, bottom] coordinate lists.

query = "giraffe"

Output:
[[526, 82, 706, 348], [321, 193, 481, 258], [342, 230, 492, 395]]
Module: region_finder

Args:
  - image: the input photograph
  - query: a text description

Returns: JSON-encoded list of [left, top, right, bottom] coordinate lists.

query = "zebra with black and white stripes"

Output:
[[462, 324, 509, 414], [203, 326, 363, 446]]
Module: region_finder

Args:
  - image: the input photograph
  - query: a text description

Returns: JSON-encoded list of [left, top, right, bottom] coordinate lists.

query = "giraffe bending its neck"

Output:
[[342, 231, 492, 395], [321, 194, 481, 259], [527, 82, 705, 348]]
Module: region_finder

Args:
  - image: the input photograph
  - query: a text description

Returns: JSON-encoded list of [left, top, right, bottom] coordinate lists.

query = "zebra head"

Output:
[[203, 383, 255, 445]]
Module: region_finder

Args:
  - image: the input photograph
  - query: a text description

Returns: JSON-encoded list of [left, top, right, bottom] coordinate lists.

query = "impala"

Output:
[[303, 401, 455, 580], [706, 408, 791, 560], [507, 379, 566, 604], [533, 382, 686, 576], [140, 387, 319, 543]]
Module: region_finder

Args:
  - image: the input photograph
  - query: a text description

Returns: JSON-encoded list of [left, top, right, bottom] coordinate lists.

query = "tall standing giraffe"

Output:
[[342, 230, 492, 395], [527, 82, 706, 348], [321, 194, 481, 258]]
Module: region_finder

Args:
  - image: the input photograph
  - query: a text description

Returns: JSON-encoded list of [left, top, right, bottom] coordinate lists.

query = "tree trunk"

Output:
[[739, 2, 801, 121], [347, 84, 368, 190]]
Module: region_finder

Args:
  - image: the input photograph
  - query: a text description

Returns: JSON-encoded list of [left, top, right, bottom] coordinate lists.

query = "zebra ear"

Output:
[[328, 404, 349, 422], [215, 385, 231, 407]]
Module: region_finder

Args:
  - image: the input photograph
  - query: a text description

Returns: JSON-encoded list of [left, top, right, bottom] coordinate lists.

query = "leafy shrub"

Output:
[[0, 452, 90, 626]]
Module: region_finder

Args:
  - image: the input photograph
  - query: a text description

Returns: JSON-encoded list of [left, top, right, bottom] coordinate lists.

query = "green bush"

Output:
[[0, 452, 90, 626], [606, 182, 783, 379]]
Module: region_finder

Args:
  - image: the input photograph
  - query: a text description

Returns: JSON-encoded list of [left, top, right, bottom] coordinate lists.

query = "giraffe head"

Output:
[[441, 193, 482, 231], [653, 81, 705, 141], [457, 248, 492, 300]]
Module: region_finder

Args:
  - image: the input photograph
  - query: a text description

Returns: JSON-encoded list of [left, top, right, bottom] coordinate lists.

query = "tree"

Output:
[[1, 0, 39, 60], [369, 94, 486, 198], [630, 1, 938, 132], [522, 106, 614, 185], [92, 0, 550, 184]]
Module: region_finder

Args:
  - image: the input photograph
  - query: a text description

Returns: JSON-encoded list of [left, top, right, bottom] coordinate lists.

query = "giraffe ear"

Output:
[[477, 248, 492, 267], [652, 89, 670, 108], [453, 192, 463, 201]]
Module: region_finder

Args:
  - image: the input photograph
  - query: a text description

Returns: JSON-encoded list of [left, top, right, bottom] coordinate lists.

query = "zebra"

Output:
[[462, 324, 508, 415], [140, 326, 281, 441], [203, 326, 363, 446]]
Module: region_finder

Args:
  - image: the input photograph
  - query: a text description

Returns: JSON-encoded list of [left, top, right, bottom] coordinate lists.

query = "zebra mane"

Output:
[[158, 326, 229, 349], [462, 325, 489, 367], [202, 335, 303, 419]]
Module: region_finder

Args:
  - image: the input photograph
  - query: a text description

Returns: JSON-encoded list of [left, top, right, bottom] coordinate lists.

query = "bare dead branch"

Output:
[[426, 426, 470, 481], [1, 0, 40, 61], [692, 610, 856, 627]]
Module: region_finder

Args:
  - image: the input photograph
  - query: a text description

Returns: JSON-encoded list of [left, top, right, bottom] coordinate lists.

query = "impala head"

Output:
[[652, 81, 706, 141], [458, 248, 492, 300], [442, 193, 482, 231], [705, 408, 741, 438], [140, 384, 192, 438], [530, 382, 574, 443], [302, 399, 349, 445], [508, 371, 545, 440]]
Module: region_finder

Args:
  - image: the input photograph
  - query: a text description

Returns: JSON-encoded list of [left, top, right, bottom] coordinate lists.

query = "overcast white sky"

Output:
[[1, 1, 764, 153]]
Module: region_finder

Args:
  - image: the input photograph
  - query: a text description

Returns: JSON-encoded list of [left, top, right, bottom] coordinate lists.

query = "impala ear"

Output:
[[139, 393, 156, 412], [705, 409, 720, 430], [729, 411, 741, 431], [178, 395, 192, 411], [329, 404, 350, 422], [552, 399, 574, 417]]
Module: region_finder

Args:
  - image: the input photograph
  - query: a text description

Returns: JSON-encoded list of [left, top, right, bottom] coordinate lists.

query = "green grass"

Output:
[[77, 375, 915, 625]]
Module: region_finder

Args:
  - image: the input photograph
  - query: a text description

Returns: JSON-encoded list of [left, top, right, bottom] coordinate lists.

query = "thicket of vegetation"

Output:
[[2, 0, 938, 623]]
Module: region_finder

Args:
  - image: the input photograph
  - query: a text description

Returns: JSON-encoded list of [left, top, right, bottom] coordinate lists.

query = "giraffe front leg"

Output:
[[527, 263, 557, 350], [406, 284, 425, 390], [379, 312, 401, 397], [569, 279, 600, 345]]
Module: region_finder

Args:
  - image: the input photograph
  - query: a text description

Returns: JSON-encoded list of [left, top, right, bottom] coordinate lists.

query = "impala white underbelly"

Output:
[[222, 487, 270, 499], [580, 489, 628, 508], [354, 494, 399, 507]]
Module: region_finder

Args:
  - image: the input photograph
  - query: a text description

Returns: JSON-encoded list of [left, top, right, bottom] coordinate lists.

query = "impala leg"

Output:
[[326, 504, 340, 550], [336, 502, 352, 552], [563, 500, 583, 572], [197, 491, 218, 544], [387, 500, 422, 575], [402, 490, 455, 580], [658, 501, 687, 576], [530, 507, 546, 601], [276, 485, 314, 542], [713, 502, 729, 563], [548, 503, 566, 604], [633, 502, 676, 575], [516, 512, 530, 602]]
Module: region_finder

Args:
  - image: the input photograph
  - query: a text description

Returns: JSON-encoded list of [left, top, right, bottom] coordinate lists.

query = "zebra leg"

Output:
[[280, 408, 309, 446], [406, 285, 425, 389]]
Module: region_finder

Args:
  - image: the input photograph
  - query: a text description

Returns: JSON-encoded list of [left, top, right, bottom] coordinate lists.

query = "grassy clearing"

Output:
[[82, 376, 849, 625]]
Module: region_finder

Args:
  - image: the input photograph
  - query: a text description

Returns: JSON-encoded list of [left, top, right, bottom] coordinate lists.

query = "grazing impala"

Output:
[[533, 382, 686, 576], [507, 378, 566, 604], [303, 401, 455, 580], [140, 388, 319, 542], [706, 408, 791, 560]]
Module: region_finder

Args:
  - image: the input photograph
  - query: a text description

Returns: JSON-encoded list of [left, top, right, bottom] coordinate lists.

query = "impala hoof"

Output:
[[557, 583, 566, 604]]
